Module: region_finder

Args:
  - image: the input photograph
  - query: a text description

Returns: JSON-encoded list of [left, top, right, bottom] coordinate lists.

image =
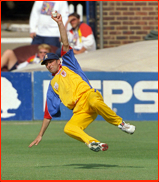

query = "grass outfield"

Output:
[[1, 120, 158, 180]]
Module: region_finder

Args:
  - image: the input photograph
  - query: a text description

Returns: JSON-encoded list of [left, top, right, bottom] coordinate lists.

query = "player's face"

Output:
[[70, 17, 80, 29], [38, 48, 50, 60], [45, 59, 61, 74]]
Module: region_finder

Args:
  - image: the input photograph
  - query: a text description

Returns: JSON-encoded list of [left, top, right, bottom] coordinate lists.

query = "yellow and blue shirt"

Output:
[[44, 47, 92, 119]]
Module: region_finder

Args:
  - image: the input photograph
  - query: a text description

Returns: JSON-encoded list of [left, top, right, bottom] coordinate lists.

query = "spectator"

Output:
[[56, 12, 96, 57], [1, 44, 51, 71], [29, 1, 69, 48]]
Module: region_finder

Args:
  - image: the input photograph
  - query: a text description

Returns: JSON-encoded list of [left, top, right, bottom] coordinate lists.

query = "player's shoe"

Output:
[[118, 121, 135, 134], [87, 141, 108, 152]]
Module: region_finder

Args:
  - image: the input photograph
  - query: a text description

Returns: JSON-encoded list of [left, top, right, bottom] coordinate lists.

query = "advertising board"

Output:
[[1, 72, 32, 120], [33, 71, 158, 121]]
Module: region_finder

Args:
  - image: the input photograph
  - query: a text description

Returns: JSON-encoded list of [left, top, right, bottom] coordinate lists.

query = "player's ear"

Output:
[[57, 59, 61, 65]]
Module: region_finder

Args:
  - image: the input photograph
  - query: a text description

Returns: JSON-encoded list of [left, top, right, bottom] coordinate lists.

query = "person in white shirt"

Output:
[[29, 1, 69, 48]]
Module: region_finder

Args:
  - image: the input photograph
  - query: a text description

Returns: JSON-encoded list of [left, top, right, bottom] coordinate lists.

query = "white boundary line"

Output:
[[1, 38, 32, 43]]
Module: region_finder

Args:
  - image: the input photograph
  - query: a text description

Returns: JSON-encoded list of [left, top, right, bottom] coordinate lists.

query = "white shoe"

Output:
[[87, 141, 108, 152], [118, 121, 135, 134]]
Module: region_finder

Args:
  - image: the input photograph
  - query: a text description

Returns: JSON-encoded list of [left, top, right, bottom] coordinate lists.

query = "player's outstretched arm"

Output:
[[51, 11, 69, 53], [29, 118, 51, 148]]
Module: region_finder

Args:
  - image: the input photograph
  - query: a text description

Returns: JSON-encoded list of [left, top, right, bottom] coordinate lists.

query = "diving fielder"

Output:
[[29, 12, 135, 152]]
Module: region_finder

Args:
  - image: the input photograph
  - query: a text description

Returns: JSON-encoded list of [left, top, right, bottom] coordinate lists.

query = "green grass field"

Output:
[[1, 120, 158, 180]]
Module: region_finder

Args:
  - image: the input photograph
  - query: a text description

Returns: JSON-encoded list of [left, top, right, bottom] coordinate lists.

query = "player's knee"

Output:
[[64, 123, 70, 134]]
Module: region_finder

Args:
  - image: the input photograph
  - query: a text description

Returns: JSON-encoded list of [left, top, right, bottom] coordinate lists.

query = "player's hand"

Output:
[[51, 11, 62, 23], [28, 135, 42, 148]]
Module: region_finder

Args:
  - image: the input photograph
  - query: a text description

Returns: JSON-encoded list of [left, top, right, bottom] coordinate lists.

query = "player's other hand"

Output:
[[28, 135, 42, 148]]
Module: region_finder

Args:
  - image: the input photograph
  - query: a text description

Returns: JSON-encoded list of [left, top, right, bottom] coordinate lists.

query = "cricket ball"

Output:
[[52, 12, 57, 17]]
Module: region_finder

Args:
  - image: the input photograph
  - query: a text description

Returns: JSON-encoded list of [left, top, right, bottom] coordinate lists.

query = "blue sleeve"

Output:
[[62, 49, 92, 88], [46, 83, 61, 117]]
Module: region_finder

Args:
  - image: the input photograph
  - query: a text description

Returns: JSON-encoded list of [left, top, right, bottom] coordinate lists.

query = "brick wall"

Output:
[[96, 1, 158, 49]]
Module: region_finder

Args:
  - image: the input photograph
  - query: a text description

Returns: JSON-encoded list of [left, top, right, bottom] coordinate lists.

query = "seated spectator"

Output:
[[1, 44, 51, 71], [55, 12, 96, 57]]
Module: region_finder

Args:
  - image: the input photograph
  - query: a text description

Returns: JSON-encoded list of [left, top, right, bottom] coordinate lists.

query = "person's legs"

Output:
[[64, 108, 108, 152], [1, 49, 18, 70], [64, 89, 121, 145], [88, 90, 135, 134], [64, 110, 99, 145], [88, 90, 122, 126], [9, 61, 19, 71]]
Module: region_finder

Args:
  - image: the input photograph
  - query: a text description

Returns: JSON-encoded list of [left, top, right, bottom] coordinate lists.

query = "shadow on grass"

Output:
[[64, 163, 144, 169], [35, 164, 144, 169]]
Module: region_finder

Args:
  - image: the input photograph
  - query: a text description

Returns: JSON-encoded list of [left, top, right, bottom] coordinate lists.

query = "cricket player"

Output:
[[29, 12, 135, 152]]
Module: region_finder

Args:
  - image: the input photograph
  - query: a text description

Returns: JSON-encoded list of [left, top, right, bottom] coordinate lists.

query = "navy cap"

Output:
[[41, 53, 59, 65]]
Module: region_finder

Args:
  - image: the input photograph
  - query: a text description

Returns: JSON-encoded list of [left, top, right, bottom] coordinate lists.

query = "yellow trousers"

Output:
[[64, 89, 122, 144]]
